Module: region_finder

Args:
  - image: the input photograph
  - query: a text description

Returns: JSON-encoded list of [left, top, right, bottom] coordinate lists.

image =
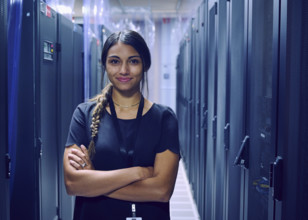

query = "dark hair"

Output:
[[102, 30, 151, 71], [101, 30, 151, 90]]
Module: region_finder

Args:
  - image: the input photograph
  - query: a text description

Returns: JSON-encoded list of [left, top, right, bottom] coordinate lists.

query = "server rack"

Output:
[[0, 0, 9, 219], [57, 14, 84, 220], [176, 0, 308, 219], [8, 1, 84, 219]]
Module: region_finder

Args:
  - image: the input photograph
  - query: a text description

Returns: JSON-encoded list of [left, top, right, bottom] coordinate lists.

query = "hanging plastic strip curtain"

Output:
[[7, 0, 23, 197], [83, 0, 109, 99], [45, 0, 75, 19]]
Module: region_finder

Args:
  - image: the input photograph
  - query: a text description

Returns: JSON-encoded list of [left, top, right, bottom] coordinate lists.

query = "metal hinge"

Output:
[[270, 156, 283, 201], [57, 206, 61, 220], [5, 153, 11, 179], [215, 2, 218, 15], [36, 137, 42, 158], [224, 123, 230, 150], [212, 115, 217, 139], [56, 43, 61, 52], [234, 135, 249, 169], [201, 107, 208, 129], [197, 101, 200, 116]]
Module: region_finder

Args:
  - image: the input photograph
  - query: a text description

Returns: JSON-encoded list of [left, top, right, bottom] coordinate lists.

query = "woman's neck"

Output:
[[112, 89, 142, 108]]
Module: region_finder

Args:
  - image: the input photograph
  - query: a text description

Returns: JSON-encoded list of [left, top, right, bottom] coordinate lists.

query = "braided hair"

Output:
[[88, 83, 112, 158], [88, 30, 151, 159]]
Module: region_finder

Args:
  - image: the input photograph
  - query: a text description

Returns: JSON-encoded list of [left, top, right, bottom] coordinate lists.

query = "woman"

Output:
[[63, 30, 180, 219]]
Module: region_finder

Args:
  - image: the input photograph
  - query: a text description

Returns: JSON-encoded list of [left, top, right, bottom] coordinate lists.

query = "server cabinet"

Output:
[[183, 19, 194, 183], [274, 0, 308, 219], [0, 0, 9, 219], [8, 1, 84, 219], [190, 14, 199, 203], [204, 4, 218, 220], [176, 0, 308, 219], [215, 1, 230, 219], [89, 37, 103, 98], [57, 14, 84, 220], [228, 0, 248, 219], [245, 0, 276, 219], [198, 2, 208, 220], [38, 3, 59, 219], [9, 0, 39, 218]]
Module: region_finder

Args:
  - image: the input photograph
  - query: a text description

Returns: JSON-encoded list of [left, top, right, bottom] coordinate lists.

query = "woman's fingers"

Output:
[[69, 159, 82, 170], [71, 148, 86, 159], [68, 152, 85, 169], [80, 145, 95, 169], [69, 145, 93, 170], [80, 145, 90, 160]]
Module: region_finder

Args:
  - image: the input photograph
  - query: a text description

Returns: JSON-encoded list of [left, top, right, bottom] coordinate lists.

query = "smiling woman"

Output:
[[63, 30, 180, 220]]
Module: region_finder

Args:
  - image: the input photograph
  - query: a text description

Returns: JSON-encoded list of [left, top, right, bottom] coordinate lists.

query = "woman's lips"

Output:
[[117, 77, 132, 82]]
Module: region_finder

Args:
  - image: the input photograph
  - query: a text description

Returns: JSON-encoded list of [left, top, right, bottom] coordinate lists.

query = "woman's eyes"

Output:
[[129, 59, 140, 65], [108, 59, 120, 65], [108, 59, 140, 65]]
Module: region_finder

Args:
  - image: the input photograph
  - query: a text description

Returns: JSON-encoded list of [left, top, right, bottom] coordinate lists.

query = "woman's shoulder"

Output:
[[74, 101, 97, 118], [76, 101, 96, 111], [147, 102, 177, 119]]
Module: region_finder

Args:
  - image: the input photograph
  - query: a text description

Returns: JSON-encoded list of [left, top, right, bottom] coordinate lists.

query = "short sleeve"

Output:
[[157, 107, 181, 157], [65, 103, 90, 148]]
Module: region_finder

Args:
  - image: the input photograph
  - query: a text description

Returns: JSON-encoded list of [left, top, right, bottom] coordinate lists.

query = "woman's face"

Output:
[[106, 42, 143, 94]]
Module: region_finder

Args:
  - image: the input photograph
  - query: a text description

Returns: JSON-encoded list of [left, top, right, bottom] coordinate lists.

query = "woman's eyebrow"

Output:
[[107, 55, 140, 59], [107, 55, 120, 59], [128, 55, 141, 59]]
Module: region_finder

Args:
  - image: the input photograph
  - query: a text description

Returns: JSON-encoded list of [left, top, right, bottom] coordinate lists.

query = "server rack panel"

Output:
[[73, 24, 84, 106], [89, 37, 102, 98], [278, 0, 308, 219], [228, 0, 248, 219], [9, 0, 39, 218], [215, 1, 229, 219], [296, 2, 308, 219], [57, 14, 84, 220], [0, 0, 9, 218], [204, 4, 217, 220], [8, 1, 85, 219], [194, 7, 202, 211], [245, 0, 276, 219], [198, 2, 208, 220], [38, 3, 59, 219]]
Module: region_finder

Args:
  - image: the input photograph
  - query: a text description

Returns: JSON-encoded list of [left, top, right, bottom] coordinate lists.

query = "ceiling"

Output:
[[73, 0, 202, 21]]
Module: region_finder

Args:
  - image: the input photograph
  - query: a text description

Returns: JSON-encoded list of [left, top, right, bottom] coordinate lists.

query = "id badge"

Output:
[[127, 204, 142, 220]]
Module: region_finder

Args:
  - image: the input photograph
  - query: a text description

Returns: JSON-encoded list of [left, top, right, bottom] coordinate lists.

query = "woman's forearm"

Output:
[[105, 175, 175, 202], [63, 145, 152, 197], [106, 150, 179, 203], [64, 167, 148, 197]]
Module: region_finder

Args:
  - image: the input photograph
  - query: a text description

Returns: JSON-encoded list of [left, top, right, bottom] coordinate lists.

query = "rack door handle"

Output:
[[234, 135, 249, 169]]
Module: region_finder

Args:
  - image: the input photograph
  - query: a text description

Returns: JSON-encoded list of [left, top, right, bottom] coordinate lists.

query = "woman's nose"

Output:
[[119, 62, 129, 75]]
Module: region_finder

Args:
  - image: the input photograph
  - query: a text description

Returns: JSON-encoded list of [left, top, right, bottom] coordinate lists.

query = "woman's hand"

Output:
[[68, 145, 94, 170]]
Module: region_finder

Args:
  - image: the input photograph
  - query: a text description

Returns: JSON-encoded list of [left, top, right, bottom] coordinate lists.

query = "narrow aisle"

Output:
[[170, 161, 200, 220]]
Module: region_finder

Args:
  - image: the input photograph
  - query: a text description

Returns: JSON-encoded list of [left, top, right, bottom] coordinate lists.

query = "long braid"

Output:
[[88, 83, 113, 158]]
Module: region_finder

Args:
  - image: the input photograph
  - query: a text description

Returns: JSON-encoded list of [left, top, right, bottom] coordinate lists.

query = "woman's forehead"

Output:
[[107, 42, 140, 57]]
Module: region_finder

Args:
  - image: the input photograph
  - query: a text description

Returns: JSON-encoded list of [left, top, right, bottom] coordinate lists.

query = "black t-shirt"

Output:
[[66, 101, 181, 220]]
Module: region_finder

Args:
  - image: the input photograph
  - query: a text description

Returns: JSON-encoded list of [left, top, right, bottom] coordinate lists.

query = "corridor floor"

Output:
[[170, 161, 200, 220]]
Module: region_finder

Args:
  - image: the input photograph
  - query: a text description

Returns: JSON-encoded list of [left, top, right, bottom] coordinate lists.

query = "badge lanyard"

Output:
[[109, 95, 144, 167]]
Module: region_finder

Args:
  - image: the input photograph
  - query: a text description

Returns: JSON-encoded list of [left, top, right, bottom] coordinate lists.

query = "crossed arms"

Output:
[[63, 144, 180, 202]]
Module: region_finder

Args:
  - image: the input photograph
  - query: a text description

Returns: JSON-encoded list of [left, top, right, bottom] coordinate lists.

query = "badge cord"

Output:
[[109, 95, 144, 166]]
